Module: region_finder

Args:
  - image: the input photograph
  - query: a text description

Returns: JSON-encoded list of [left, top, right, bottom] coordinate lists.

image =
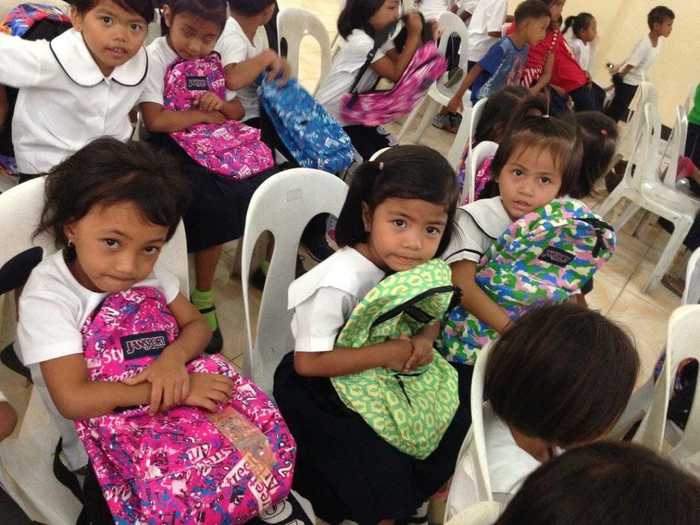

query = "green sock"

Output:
[[191, 288, 218, 331], [259, 260, 270, 275]]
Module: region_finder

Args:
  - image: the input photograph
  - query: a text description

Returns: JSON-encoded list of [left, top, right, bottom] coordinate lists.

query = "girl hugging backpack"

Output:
[[340, 14, 447, 127], [440, 199, 616, 365], [163, 52, 274, 180], [75, 286, 295, 524]]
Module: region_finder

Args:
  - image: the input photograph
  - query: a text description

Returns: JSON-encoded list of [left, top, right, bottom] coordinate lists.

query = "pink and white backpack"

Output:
[[340, 41, 447, 126], [164, 52, 274, 179], [75, 286, 295, 524]]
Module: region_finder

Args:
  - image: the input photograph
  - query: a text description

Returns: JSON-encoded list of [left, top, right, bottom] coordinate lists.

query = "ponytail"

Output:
[[563, 12, 595, 38], [562, 15, 576, 35], [335, 160, 382, 247]]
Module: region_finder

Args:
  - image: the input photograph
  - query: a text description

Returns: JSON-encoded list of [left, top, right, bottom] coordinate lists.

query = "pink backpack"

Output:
[[340, 41, 447, 126], [75, 286, 295, 524], [164, 52, 274, 179]]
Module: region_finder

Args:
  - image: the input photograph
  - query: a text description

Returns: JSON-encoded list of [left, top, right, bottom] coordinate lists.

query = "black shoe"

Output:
[[1, 343, 31, 382], [204, 326, 223, 354]]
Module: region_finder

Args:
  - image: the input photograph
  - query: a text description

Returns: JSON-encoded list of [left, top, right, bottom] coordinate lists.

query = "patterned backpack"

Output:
[[0, 2, 69, 37], [75, 286, 295, 524], [331, 260, 460, 459], [339, 41, 447, 127], [259, 77, 354, 173], [440, 199, 616, 365], [164, 52, 274, 179]]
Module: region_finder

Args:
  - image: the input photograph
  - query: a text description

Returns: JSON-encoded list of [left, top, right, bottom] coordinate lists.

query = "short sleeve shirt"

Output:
[[623, 36, 661, 86], [465, 0, 508, 62], [471, 36, 528, 102]]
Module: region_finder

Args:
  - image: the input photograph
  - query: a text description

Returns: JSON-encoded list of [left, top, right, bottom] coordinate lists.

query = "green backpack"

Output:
[[331, 259, 460, 459]]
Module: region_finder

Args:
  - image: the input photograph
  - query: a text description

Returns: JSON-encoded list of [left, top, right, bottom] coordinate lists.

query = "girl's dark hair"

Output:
[[37, 138, 191, 247], [226, 0, 275, 17], [490, 108, 583, 197], [563, 12, 594, 38], [568, 111, 618, 198], [338, 0, 388, 40], [166, 0, 227, 28], [496, 442, 700, 525], [485, 303, 639, 447], [474, 86, 539, 144], [68, 0, 155, 23], [335, 145, 458, 256]]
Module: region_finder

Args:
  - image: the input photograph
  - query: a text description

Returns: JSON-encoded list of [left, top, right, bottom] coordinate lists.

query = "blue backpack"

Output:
[[259, 77, 354, 173]]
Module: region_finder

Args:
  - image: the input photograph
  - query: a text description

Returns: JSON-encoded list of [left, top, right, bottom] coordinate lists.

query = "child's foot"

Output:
[[661, 273, 685, 297], [445, 66, 464, 88], [191, 288, 223, 354], [432, 112, 461, 134]]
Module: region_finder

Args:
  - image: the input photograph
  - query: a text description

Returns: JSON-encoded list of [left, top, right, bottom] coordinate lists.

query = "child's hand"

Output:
[[384, 338, 414, 372], [203, 111, 226, 124], [123, 348, 190, 415], [197, 92, 224, 112], [447, 94, 463, 114], [267, 52, 291, 85], [184, 373, 233, 412], [403, 321, 440, 371]]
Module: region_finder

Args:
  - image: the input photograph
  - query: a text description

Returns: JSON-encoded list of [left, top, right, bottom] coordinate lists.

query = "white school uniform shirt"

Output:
[[442, 196, 512, 265], [465, 0, 507, 63], [289, 247, 385, 352], [141, 36, 179, 106], [215, 16, 268, 121], [0, 29, 148, 175], [623, 35, 661, 86], [567, 36, 591, 72], [315, 29, 394, 125]]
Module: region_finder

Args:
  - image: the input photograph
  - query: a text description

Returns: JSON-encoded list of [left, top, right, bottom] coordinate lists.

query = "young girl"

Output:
[[562, 12, 596, 73], [0, 0, 153, 178], [448, 304, 639, 513], [315, 0, 425, 160], [443, 112, 582, 336], [16, 138, 232, 487], [141, 0, 277, 353], [273, 145, 468, 525]]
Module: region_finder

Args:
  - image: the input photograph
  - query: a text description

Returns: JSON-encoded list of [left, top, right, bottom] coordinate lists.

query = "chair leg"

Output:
[[643, 218, 692, 293], [595, 182, 626, 218], [613, 203, 641, 232], [397, 98, 425, 143], [412, 99, 441, 145]]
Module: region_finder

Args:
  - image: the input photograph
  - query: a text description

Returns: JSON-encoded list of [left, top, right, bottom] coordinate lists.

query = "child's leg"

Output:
[[192, 245, 224, 353], [343, 125, 392, 161], [245, 110, 296, 165], [605, 79, 638, 122]]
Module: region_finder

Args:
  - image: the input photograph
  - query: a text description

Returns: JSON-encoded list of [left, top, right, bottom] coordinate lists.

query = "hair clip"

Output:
[[600, 129, 608, 136], [541, 114, 551, 119], [378, 161, 384, 171]]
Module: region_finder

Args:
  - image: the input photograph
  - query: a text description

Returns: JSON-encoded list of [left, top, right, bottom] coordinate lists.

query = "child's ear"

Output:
[[361, 202, 372, 233], [63, 222, 77, 243], [162, 4, 174, 29], [70, 6, 83, 31]]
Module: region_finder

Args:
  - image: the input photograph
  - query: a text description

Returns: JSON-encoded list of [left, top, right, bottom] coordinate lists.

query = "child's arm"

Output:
[[224, 49, 290, 91], [124, 293, 212, 414], [615, 64, 633, 79], [451, 260, 511, 334], [447, 64, 484, 112], [530, 51, 554, 95], [370, 12, 424, 83], [140, 101, 226, 133], [198, 92, 245, 121]]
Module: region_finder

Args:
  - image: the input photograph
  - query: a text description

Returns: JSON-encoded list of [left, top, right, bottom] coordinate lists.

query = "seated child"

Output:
[[273, 145, 469, 525], [448, 0, 551, 112], [447, 303, 639, 513], [494, 441, 700, 525]]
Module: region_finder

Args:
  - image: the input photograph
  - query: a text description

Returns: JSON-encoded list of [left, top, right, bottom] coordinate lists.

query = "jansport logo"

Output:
[[538, 246, 575, 268], [187, 76, 209, 90], [121, 331, 169, 360]]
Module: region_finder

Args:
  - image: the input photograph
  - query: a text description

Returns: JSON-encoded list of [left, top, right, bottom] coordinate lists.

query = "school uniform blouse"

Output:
[[0, 29, 148, 175], [289, 247, 385, 352]]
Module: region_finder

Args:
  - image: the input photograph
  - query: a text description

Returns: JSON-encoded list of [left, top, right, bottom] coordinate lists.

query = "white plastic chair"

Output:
[[240, 169, 348, 394], [616, 81, 657, 163], [596, 103, 700, 292], [659, 105, 689, 189], [446, 96, 488, 173], [277, 7, 332, 95], [444, 344, 493, 523], [0, 177, 188, 523], [369, 146, 392, 161], [397, 11, 471, 144], [682, 248, 700, 305], [632, 305, 700, 461]]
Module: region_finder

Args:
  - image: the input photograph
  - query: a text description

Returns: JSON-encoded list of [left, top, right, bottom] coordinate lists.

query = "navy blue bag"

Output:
[[259, 77, 354, 173]]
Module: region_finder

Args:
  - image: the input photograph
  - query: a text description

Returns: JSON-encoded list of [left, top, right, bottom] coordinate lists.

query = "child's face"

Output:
[[64, 201, 169, 293], [362, 197, 447, 272], [523, 16, 551, 46], [165, 8, 221, 60], [369, 0, 401, 32], [71, 0, 148, 76], [654, 17, 673, 38], [580, 19, 597, 43], [496, 146, 563, 220]]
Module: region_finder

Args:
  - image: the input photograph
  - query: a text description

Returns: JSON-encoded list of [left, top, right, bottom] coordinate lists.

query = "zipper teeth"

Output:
[[370, 285, 456, 328]]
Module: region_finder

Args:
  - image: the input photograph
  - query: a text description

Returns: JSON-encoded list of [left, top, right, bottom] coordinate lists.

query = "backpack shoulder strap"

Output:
[[348, 39, 381, 97]]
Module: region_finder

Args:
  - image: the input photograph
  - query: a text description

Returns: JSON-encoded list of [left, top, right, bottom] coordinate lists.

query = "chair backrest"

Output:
[[437, 11, 470, 59], [240, 168, 348, 394], [617, 81, 657, 161], [633, 305, 700, 458], [460, 140, 498, 205], [660, 105, 689, 188], [683, 248, 700, 305], [622, 102, 660, 193], [369, 146, 392, 161], [277, 7, 332, 95], [446, 96, 489, 174]]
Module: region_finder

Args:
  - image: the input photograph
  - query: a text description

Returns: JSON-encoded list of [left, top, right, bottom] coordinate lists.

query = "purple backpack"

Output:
[[75, 286, 295, 524], [164, 52, 274, 179], [340, 41, 447, 126]]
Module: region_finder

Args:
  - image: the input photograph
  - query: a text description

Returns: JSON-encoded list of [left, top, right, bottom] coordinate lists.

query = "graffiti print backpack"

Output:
[[75, 286, 295, 524], [340, 15, 447, 127], [259, 76, 354, 173], [440, 199, 616, 365], [164, 52, 274, 179], [331, 260, 460, 459]]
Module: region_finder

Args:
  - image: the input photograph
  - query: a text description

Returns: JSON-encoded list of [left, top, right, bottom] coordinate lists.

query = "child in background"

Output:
[[569, 111, 618, 200], [443, 113, 581, 337], [606, 5, 674, 122], [495, 442, 700, 525], [464, 0, 507, 68], [447, 0, 551, 112], [448, 304, 639, 511], [0, 390, 17, 442], [274, 146, 467, 525], [0, 0, 153, 179], [563, 12, 596, 74], [316, 0, 425, 160]]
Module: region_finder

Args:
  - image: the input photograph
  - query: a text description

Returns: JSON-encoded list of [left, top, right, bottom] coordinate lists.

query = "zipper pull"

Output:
[[396, 376, 412, 407]]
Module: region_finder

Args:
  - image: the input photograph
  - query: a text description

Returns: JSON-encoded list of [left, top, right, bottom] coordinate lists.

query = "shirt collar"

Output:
[[49, 28, 148, 87]]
